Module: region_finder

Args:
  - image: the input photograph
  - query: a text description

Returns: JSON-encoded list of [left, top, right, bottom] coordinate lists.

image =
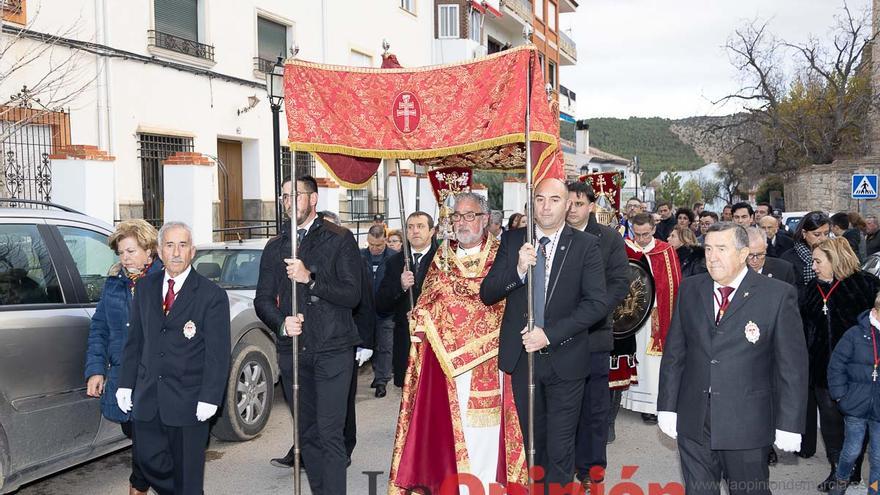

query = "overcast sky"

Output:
[[559, 0, 873, 119]]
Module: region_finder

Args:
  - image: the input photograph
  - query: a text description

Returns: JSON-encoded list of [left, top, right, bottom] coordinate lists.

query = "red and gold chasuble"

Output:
[[388, 236, 528, 494], [625, 238, 682, 355]]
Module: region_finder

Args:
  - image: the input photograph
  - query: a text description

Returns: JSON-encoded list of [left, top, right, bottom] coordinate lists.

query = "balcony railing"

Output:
[[501, 0, 533, 24], [253, 57, 275, 74], [1, 0, 22, 12], [559, 30, 577, 61], [560, 85, 576, 102], [148, 30, 215, 61]]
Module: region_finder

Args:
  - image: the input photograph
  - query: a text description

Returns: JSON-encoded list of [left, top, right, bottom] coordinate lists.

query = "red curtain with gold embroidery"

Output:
[[283, 46, 563, 187]]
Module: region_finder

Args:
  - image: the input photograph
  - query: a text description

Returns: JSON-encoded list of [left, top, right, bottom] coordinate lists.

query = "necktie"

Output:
[[296, 228, 307, 244], [412, 252, 423, 274], [715, 286, 734, 325], [163, 278, 176, 315], [533, 236, 552, 327]]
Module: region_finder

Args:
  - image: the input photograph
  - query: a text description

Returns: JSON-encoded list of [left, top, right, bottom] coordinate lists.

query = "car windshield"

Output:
[[193, 249, 262, 290]]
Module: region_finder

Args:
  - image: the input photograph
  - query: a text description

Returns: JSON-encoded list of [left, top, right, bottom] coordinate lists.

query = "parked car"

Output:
[[781, 211, 808, 233], [0, 201, 275, 494], [863, 252, 880, 278]]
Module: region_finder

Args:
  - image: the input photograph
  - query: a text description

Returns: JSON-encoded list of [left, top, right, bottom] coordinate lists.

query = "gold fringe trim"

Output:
[[288, 131, 557, 162]]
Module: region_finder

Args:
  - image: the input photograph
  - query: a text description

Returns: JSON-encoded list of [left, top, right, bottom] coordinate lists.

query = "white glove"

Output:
[[116, 388, 133, 413], [774, 429, 801, 452], [658, 411, 678, 439], [355, 348, 374, 367], [196, 402, 218, 422]]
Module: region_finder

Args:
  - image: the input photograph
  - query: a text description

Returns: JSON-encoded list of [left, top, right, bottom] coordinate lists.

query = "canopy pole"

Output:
[[289, 176, 302, 495], [394, 159, 417, 310], [522, 26, 536, 493]]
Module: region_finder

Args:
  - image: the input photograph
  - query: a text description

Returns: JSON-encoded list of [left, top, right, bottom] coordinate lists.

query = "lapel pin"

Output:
[[743, 292, 749, 298], [560, 245, 565, 251]]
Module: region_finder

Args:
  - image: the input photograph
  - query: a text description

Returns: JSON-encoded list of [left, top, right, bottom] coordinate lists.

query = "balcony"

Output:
[[148, 30, 215, 62], [253, 57, 275, 74], [559, 30, 577, 65], [501, 0, 533, 26]]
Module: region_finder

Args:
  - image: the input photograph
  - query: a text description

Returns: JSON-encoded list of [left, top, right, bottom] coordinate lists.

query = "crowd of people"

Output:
[[81, 173, 880, 494]]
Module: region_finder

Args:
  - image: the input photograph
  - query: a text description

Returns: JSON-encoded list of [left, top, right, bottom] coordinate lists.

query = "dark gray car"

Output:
[[0, 203, 277, 494]]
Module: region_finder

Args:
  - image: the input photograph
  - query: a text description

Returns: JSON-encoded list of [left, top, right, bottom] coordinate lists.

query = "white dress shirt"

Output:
[[712, 266, 749, 316], [163, 265, 192, 298]]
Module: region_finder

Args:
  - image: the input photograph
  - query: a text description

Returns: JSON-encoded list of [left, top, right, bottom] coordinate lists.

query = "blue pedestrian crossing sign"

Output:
[[852, 174, 878, 199]]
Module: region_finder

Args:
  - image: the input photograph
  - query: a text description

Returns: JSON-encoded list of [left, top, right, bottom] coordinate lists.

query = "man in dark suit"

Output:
[[654, 201, 676, 241], [566, 181, 630, 489], [657, 222, 808, 494], [360, 224, 396, 398], [480, 178, 608, 485], [254, 176, 362, 495], [117, 222, 231, 495], [746, 227, 798, 286], [760, 215, 793, 258], [376, 211, 436, 388]]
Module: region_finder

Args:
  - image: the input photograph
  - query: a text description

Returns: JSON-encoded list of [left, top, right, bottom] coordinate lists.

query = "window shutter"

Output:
[[258, 17, 287, 61], [155, 0, 198, 41]]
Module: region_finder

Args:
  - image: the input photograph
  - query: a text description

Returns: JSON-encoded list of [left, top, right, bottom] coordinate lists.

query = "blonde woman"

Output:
[[802, 237, 880, 491], [84, 219, 162, 495]]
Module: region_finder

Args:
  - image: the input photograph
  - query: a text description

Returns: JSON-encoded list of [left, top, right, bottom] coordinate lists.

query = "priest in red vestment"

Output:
[[621, 212, 682, 421], [388, 192, 528, 494]]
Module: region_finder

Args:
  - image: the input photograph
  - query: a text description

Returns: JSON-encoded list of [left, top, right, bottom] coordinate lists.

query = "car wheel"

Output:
[[212, 344, 273, 441]]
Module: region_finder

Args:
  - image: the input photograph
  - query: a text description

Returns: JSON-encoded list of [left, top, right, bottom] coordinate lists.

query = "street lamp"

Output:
[[267, 55, 285, 233]]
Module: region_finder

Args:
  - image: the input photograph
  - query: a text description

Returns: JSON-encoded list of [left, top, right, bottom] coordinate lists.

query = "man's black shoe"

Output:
[[270, 448, 304, 469], [641, 413, 658, 425], [767, 447, 778, 466], [375, 384, 387, 398]]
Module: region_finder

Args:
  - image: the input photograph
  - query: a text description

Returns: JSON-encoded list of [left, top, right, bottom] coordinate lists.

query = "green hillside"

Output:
[[563, 117, 706, 182]]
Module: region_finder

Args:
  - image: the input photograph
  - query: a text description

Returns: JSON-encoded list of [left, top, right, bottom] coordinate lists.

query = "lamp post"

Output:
[[267, 56, 285, 233]]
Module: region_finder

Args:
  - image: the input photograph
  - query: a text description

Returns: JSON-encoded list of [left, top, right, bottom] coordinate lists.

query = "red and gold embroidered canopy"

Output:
[[283, 45, 562, 187]]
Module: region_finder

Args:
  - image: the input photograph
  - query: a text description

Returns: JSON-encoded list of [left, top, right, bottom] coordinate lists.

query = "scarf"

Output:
[[126, 260, 155, 295], [794, 241, 816, 283]]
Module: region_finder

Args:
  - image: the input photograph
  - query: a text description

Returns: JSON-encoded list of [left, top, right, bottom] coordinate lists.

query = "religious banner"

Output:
[[283, 45, 562, 187]]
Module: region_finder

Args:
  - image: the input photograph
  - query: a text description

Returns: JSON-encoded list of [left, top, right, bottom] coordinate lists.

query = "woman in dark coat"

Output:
[[780, 210, 831, 299], [84, 219, 162, 495], [668, 225, 706, 278], [801, 237, 879, 491]]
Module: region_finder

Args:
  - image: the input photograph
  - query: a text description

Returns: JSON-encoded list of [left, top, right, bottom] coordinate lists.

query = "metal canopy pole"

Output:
[[289, 177, 302, 495], [394, 159, 416, 310], [522, 25, 537, 492]]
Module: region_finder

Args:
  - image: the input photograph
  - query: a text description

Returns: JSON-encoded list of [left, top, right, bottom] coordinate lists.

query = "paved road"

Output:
[[16, 366, 869, 494]]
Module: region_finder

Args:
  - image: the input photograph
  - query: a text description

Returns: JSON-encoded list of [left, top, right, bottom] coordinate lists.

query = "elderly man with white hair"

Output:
[[746, 227, 798, 285]]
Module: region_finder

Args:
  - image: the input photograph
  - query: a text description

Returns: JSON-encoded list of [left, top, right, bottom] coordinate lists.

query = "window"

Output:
[[281, 148, 316, 180], [348, 189, 369, 220], [151, 0, 214, 60], [548, 60, 557, 89], [155, 0, 198, 41], [488, 37, 502, 54], [533, 0, 542, 20], [349, 50, 373, 67], [469, 10, 481, 43], [57, 227, 116, 303], [438, 4, 459, 39], [548, 1, 556, 31], [0, 224, 62, 306], [193, 249, 262, 289], [257, 17, 287, 71], [137, 133, 194, 223], [538, 53, 545, 78], [400, 0, 415, 14]]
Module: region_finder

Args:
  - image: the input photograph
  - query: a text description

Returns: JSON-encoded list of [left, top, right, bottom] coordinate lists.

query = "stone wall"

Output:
[[784, 159, 880, 215]]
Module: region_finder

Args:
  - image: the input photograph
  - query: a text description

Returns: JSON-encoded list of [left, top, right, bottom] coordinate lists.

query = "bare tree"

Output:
[[710, 1, 877, 172], [0, 5, 94, 142]]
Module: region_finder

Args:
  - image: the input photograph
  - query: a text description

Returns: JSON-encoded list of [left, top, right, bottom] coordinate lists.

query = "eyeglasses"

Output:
[[747, 253, 766, 261], [278, 192, 313, 202], [450, 212, 485, 222]]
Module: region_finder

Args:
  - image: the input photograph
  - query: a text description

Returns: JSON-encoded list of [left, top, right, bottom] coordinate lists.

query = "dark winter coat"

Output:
[[801, 270, 880, 388], [84, 259, 164, 423], [676, 245, 707, 278], [827, 310, 880, 421]]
